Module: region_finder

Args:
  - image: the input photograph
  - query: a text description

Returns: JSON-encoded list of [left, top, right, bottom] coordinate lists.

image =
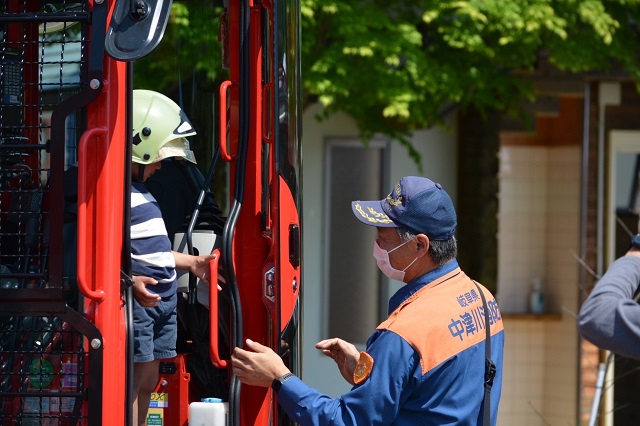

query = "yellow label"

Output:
[[149, 393, 169, 408]]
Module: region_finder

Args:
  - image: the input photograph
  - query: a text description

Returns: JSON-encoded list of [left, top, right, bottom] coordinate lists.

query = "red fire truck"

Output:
[[0, 0, 301, 424]]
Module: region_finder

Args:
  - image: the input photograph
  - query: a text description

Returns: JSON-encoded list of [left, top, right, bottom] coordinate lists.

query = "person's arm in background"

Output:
[[578, 249, 640, 359]]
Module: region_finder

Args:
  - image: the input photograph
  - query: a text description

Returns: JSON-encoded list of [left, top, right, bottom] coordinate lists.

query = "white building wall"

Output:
[[496, 144, 580, 425]]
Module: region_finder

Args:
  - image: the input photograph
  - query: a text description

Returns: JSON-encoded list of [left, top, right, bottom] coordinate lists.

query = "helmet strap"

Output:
[[134, 163, 146, 183]]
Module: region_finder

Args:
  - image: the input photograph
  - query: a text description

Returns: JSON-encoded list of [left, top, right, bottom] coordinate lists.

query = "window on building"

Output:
[[324, 138, 389, 344]]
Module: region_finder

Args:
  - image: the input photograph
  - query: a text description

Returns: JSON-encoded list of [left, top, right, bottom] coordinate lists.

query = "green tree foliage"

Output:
[[133, 1, 224, 92], [301, 0, 640, 161], [136, 0, 640, 161]]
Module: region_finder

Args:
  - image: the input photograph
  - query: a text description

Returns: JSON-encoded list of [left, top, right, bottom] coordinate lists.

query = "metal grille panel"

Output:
[[0, 1, 92, 424]]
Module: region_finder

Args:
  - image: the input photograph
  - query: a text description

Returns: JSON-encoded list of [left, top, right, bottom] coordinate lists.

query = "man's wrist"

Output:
[[628, 234, 640, 256], [271, 372, 295, 393]]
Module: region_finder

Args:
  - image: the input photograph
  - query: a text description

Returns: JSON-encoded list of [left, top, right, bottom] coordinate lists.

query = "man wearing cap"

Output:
[[232, 176, 505, 425]]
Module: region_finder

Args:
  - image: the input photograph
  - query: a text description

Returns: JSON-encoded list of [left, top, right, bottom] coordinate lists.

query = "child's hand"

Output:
[[131, 275, 161, 307], [191, 254, 216, 285]]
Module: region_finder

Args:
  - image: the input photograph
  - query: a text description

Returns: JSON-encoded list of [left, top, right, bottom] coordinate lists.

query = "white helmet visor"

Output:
[[155, 138, 197, 164]]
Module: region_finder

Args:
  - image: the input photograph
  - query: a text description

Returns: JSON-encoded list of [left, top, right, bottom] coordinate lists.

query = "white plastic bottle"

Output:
[[189, 398, 229, 426], [529, 278, 545, 314]]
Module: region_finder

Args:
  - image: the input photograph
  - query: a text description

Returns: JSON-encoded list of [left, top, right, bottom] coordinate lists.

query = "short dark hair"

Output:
[[397, 227, 456, 267], [429, 236, 457, 267], [396, 227, 417, 243]]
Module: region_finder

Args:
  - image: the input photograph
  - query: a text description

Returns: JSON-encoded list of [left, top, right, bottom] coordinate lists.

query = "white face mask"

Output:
[[372, 239, 418, 282]]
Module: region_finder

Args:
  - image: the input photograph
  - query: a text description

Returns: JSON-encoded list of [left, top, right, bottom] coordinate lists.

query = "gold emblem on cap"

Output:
[[354, 351, 374, 384], [386, 194, 403, 206], [354, 203, 393, 224], [386, 183, 403, 206]]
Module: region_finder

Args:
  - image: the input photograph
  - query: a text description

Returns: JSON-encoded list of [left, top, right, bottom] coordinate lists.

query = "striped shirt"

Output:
[[131, 183, 176, 297]]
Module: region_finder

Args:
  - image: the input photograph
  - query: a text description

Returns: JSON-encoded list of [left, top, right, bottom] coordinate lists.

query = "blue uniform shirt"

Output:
[[277, 259, 505, 425]]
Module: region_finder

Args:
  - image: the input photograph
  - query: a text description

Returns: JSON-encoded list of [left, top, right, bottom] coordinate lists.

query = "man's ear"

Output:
[[416, 234, 429, 256]]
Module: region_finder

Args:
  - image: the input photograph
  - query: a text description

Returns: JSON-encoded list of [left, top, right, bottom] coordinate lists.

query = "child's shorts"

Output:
[[133, 292, 178, 363]]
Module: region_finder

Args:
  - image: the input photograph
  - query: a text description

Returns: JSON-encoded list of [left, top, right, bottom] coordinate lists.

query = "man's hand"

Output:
[[131, 275, 161, 307], [315, 338, 360, 385], [231, 339, 290, 387]]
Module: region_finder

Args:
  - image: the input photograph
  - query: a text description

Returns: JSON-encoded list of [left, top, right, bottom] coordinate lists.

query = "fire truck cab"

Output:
[[0, 1, 302, 425]]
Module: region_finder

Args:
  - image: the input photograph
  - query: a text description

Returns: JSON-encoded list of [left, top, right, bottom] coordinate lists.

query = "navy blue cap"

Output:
[[351, 176, 457, 241]]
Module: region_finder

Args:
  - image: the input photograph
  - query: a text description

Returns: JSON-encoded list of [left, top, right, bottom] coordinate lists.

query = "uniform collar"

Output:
[[388, 259, 459, 314]]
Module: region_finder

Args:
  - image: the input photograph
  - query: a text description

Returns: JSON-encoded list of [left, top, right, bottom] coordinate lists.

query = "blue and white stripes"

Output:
[[131, 183, 176, 297]]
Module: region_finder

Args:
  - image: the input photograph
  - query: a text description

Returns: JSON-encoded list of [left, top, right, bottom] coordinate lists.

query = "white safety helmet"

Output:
[[132, 89, 197, 165]]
